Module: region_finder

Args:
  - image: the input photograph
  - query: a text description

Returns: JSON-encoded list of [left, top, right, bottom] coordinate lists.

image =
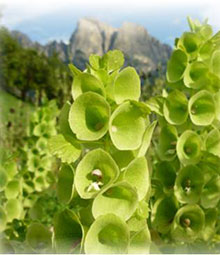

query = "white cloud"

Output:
[[0, 0, 220, 30]]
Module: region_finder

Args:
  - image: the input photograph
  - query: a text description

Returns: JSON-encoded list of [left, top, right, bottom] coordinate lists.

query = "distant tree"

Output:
[[0, 28, 72, 106]]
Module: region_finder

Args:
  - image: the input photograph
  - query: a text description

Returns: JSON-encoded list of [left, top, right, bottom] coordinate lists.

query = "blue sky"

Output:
[[0, 0, 220, 46]]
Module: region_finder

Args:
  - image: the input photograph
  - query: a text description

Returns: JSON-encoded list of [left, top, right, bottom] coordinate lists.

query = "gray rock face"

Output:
[[11, 18, 172, 74]]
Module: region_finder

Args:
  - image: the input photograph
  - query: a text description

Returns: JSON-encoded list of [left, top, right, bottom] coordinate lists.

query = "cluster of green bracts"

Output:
[[48, 50, 157, 254], [0, 100, 58, 253], [150, 18, 220, 252]]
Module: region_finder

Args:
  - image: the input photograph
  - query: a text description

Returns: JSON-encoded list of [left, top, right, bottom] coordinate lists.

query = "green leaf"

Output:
[[189, 90, 216, 126], [157, 125, 178, 161], [26, 223, 52, 252], [72, 73, 106, 100], [69, 63, 82, 76], [48, 134, 81, 164], [109, 101, 146, 150], [0, 206, 7, 232], [177, 130, 202, 165], [166, 49, 188, 83], [151, 196, 178, 234], [114, 67, 140, 104], [69, 92, 110, 141], [174, 165, 204, 204], [171, 204, 205, 242], [92, 182, 138, 221], [128, 226, 151, 254], [205, 128, 220, 157], [163, 90, 188, 125], [54, 209, 84, 253], [5, 179, 21, 199], [123, 157, 150, 201], [75, 149, 119, 199], [5, 199, 23, 222], [57, 164, 74, 204], [84, 214, 129, 254], [137, 121, 157, 157]]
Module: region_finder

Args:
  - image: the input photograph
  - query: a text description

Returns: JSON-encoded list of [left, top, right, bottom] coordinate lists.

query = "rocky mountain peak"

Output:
[[11, 18, 172, 74]]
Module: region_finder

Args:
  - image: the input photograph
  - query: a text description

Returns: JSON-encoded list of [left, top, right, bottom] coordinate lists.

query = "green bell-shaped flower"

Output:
[[205, 128, 220, 157], [34, 175, 49, 192], [166, 49, 188, 83], [174, 165, 204, 204], [201, 173, 220, 208], [101, 49, 125, 73], [5, 179, 21, 199], [137, 120, 157, 157], [57, 164, 74, 204], [211, 50, 220, 77], [128, 225, 151, 254], [0, 168, 8, 191], [0, 206, 7, 232], [123, 157, 150, 201], [177, 32, 201, 55], [163, 90, 188, 125], [114, 67, 141, 104], [177, 130, 202, 165], [171, 204, 205, 242], [151, 196, 178, 234], [84, 214, 129, 254], [75, 149, 119, 199], [109, 101, 146, 150], [54, 209, 84, 253], [92, 182, 138, 221], [69, 92, 110, 141], [26, 223, 52, 253], [189, 90, 216, 126], [4, 161, 17, 180], [157, 125, 178, 161], [72, 72, 106, 100], [183, 61, 210, 89], [5, 199, 23, 222], [36, 137, 48, 154]]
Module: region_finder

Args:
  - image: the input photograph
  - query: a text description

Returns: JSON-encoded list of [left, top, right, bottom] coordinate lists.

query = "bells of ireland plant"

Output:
[[171, 204, 205, 242], [84, 214, 129, 254], [51, 49, 154, 253], [174, 165, 204, 204], [163, 90, 188, 125], [189, 90, 216, 126], [75, 149, 119, 199], [149, 17, 220, 251], [157, 125, 178, 161], [109, 101, 146, 150], [69, 92, 110, 141], [176, 130, 202, 165]]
